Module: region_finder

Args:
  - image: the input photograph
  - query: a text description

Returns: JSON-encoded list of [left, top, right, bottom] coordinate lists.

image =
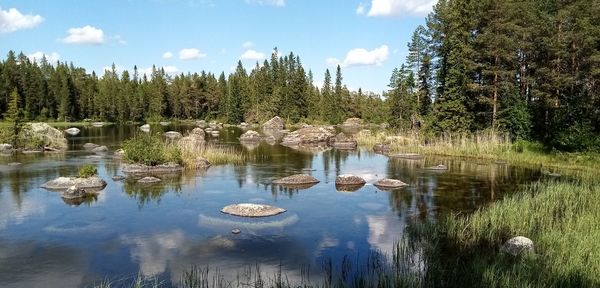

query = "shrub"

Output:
[[78, 164, 98, 178], [123, 133, 182, 166]]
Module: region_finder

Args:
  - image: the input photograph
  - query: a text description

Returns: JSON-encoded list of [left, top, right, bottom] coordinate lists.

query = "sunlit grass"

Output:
[[178, 140, 247, 167], [356, 130, 600, 174]]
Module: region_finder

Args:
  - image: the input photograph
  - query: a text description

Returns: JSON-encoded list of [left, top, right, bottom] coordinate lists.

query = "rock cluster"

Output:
[[240, 130, 262, 142], [281, 126, 335, 146]]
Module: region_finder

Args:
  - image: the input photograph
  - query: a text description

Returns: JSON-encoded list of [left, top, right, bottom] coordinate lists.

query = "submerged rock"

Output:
[[221, 203, 286, 217], [240, 130, 262, 142], [41, 176, 107, 191], [83, 143, 100, 150], [263, 116, 285, 130], [137, 176, 162, 183], [122, 163, 183, 174], [272, 174, 320, 185], [64, 127, 81, 136], [111, 175, 126, 181], [164, 131, 183, 139], [501, 236, 534, 256], [91, 145, 108, 153], [389, 153, 423, 160], [425, 164, 448, 171], [329, 132, 357, 149], [374, 179, 409, 189]]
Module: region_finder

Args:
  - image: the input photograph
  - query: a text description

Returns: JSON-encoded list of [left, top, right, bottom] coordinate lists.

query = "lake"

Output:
[[0, 124, 541, 287]]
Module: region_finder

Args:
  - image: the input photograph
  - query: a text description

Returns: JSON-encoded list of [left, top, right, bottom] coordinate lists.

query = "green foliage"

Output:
[[123, 133, 182, 166], [78, 164, 98, 178], [412, 181, 600, 287]]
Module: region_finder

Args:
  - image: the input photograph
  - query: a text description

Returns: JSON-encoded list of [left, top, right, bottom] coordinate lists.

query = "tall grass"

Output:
[[356, 130, 600, 173], [178, 141, 247, 167], [413, 180, 600, 287]]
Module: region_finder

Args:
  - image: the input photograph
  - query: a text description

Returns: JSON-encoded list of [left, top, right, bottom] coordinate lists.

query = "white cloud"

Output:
[[62, 25, 104, 45], [179, 48, 206, 60], [162, 65, 178, 74], [363, 0, 436, 17], [0, 7, 44, 33], [356, 3, 366, 15], [330, 45, 390, 68], [242, 41, 253, 49], [240, 49, 265, 61], [114, 35, 127, 45], [162, 51, 173, 59], [326, 57, 340, 67], [27, 51, 60, 63], [245, 0, 285, 7]]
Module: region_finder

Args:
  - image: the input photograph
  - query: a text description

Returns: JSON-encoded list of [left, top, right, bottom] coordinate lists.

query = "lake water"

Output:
[[0, 124, 541, 287]]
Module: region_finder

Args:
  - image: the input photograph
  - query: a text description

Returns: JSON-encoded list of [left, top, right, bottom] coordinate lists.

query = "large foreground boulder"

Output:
[[221, 203, 286, 217], [329, 132, 357, 149], [263, 116, 285, 130], [281, 126, 335, 146], [122, 163, 183, 174], [240, 130, 261, 142], [41, 176, 107, 191], [501, 236, 534, 256], [28, 123, 68, 150]]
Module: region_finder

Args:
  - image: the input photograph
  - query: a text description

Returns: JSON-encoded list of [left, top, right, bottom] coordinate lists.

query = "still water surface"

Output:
[[0, 125, 541, 287]]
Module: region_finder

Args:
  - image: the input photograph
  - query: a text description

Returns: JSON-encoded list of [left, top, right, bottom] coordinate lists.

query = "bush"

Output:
[[78, 164, 98, 178], [123, 133, 182, 166]]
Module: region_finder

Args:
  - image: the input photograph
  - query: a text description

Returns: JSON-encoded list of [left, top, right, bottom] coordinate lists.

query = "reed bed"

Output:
[[177, 141, 247, 167], [356, 130, 600, 173]]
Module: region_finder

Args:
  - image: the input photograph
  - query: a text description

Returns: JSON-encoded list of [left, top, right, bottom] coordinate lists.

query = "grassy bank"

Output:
[[356, 131, 600, 174], [410, 180, 600, 287]]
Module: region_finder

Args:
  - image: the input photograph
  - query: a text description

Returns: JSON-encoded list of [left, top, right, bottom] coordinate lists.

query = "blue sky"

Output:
[[0, 0, 435, 93]]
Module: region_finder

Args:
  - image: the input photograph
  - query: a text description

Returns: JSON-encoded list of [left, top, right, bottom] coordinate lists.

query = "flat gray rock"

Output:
[[83, 143, 100, 150], [272, 174, 319, 185], [111, 175, 126, 181], [137, 176, 161, 183], [221, 203, 286, 217], [41, 176, 107, 191], [122, 163, 183, 174], [374, 179, 408, 189], [389, 153, 423, 160]]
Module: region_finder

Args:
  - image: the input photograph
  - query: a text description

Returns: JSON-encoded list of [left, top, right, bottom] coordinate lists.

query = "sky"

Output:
[[0, 0, 436, 94]]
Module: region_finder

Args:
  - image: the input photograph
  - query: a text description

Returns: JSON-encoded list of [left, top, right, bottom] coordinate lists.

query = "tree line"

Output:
[[0, 49, 387, 126], [392, 0, 600, 151]]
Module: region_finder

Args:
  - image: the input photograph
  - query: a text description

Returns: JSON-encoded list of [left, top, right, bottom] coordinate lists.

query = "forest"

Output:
[[1, 0, 598, 152]]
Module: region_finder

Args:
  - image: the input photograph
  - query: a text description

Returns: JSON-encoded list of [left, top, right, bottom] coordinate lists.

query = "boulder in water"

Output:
[[91, 145, 108, 153], [335, 175, 366, 186], [374, 179, 408, 190], [329, 132, 357, 149], [263, 116, 285, 130], [41, 176, 107, 191], [281, 126, 335, 146], [28, 123, 68, 150], [240, 130, 261, 142], [221, 203, 286, 217], [64, 127, 81, 136], [273, 174, 319, 185]]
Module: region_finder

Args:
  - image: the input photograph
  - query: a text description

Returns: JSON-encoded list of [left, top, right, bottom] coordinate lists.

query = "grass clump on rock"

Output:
[[78, 164, 98, 178], [123, 133, 182, 166]]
